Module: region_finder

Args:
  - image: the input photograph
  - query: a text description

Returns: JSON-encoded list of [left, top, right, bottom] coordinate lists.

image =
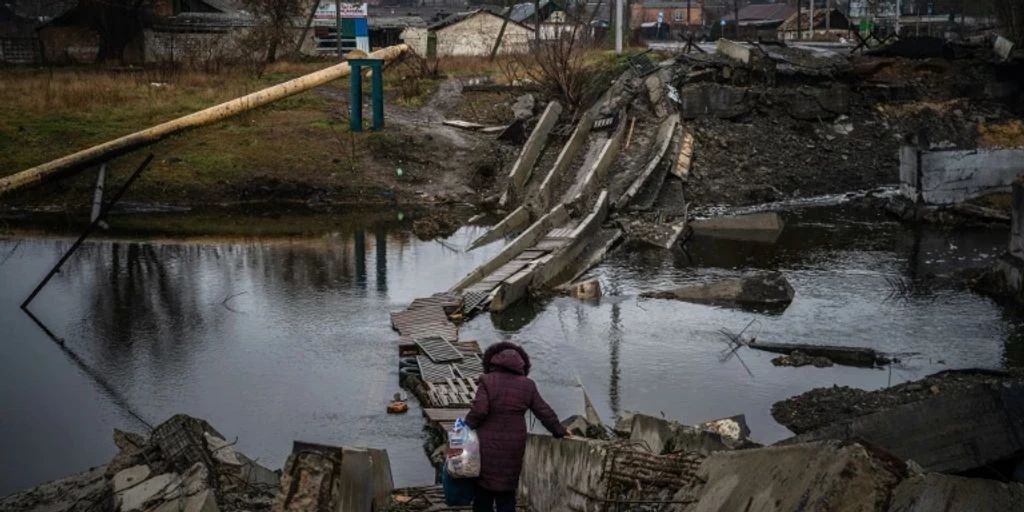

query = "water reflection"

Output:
[[0, 217, 501, 496]]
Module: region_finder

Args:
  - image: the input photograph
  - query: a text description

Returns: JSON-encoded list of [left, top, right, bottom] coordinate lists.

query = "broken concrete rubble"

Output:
[[640, 271, 795, 309], [0, 414, 279, 512]]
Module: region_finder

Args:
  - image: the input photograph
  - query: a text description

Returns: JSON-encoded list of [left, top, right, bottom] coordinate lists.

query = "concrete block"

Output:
[[690, 212, 784, 243], [519, 436, 610, 511], [683, 441, 904, 512], [338, 447, 394, 512], [994, 35, 1015, 61], [899, 146, 1024, 205], [716, 39, 751, 64], [888, 473, 1024, 512]]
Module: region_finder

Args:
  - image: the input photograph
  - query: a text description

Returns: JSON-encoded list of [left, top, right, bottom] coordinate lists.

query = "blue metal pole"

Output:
[[371, 61, 384, 131], [350, 61, 363, 132]]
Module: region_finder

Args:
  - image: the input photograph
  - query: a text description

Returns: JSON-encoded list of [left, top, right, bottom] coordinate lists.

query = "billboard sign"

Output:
[[314, 1, 368, 24]]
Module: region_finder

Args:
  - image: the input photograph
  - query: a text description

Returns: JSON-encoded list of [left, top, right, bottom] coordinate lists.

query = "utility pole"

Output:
[[615, 0, 623, 53], [797, 0, 802, 40], [825, 0, 831, 33], [733, 0, 739, 38], [335, 0, 343, 57], [686, 0, 691, 34], [809, 0, 815, 39], [895, 0, 902, 36]]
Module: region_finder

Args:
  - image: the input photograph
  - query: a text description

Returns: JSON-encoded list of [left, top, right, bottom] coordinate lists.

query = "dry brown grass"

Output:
[[0, 68, 259, 113]]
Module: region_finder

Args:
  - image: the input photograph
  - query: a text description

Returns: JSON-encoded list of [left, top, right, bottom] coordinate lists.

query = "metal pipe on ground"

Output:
[[0, 44, 410, 197]]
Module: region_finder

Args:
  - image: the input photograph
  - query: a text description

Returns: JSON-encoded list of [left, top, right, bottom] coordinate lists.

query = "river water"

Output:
[[1, 202, 1021, 496]]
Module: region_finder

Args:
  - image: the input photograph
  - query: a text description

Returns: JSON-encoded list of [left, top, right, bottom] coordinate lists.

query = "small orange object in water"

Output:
[[387, 400, 409, 414]]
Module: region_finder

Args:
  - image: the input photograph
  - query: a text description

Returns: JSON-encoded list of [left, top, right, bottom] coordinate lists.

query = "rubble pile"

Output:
[[662, 42, 1022, 208], [0, 415, 280, 512]]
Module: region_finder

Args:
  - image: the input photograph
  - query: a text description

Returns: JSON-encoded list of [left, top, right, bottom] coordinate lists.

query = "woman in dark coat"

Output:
[[465, 341, 568, 512]]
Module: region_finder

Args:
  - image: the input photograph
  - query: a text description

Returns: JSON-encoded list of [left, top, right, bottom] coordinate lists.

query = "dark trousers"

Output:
[[473, 487, 516, 512]]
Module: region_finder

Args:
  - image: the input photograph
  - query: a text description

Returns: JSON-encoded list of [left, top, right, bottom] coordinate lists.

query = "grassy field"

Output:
[[0, 50, 631, 211], [0, 59, 454, 209]]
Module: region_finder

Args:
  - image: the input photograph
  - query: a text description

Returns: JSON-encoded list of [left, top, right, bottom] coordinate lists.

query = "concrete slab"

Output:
[[690, 212, 784, 243], [899, 145, 1024, 205], [113, 465, 152, 494], [789, 383, 1024, 474], [888, 473, 1024, 512], [629, 414, 736, 456], [468, 205, 530, 251], [338, 447, 394, 512], [117, 472, 180, 511], [681, 441, 904, 512], [519, 436, 610, 511]]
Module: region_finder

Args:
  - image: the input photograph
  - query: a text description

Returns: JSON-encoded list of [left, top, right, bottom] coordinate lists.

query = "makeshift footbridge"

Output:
[[392, 54, 696, 458]]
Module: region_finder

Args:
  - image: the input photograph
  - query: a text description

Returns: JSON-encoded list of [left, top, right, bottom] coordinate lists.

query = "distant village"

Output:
[[0, 0, 1000, 65]]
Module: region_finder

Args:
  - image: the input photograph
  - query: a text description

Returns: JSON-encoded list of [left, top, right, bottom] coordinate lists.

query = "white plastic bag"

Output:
[[445, 418, 480, 478]]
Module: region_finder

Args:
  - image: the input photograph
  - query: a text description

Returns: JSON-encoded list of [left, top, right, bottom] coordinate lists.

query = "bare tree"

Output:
[[523, 14, 594, 109], [243, 0, 306, 64]]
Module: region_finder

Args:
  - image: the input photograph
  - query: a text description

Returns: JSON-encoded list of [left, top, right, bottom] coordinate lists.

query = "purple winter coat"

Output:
[[465, 342, 567, 492]]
